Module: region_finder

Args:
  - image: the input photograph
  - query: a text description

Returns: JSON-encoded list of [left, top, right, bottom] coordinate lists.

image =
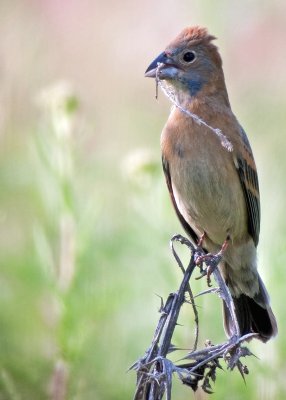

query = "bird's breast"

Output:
[[161, 110, 247, 246]]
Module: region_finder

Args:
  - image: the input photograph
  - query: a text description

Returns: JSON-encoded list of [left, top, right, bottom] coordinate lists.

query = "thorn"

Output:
[[168, 344, 181, 354], [195, 270, 207, 280], [155, 293, 165, 312], [194, 288, 220, 298]]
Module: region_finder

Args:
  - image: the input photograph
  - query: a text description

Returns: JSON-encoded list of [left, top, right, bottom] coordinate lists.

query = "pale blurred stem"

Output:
[[52, 137, 75, 398], [50, 360, 69, 400], [56, 133, 76, 292], [58, 213, 75, 291], [36, 85, 78, 400]]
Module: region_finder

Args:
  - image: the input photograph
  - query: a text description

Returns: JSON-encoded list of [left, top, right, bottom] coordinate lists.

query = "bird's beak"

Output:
[[145, 51, 178, 79]]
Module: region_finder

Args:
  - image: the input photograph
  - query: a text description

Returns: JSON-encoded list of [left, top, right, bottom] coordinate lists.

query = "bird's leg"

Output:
[[194, 232, 207, 278], [195, 236, 230, 287], [197, 231, 206, 248]]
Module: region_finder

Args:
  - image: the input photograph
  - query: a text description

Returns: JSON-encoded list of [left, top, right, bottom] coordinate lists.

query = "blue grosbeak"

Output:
[[145, 26, 277, 342]]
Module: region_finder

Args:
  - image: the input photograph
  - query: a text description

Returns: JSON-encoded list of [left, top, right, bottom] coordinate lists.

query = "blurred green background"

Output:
[[0, 1, 286, 399]]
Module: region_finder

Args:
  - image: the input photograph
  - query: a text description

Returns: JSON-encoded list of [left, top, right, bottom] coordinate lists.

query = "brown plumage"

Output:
[[145, 26, 277, 342]]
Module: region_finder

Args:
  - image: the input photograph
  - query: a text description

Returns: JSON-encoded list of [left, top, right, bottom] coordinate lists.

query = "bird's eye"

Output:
[[182, 51, 196, 63]]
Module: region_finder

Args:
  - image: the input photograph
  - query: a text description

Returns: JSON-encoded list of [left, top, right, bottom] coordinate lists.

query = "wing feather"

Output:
[[235, 149, 260, 246], [162, 156, 198, 244]]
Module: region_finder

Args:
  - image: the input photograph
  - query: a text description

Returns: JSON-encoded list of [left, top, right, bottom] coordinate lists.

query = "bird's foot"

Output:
[[195, 252, 222, 287], [195, 237, 230, 287]]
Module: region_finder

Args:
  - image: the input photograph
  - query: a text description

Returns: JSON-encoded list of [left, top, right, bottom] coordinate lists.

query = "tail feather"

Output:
[[223, 275, 277, 342]]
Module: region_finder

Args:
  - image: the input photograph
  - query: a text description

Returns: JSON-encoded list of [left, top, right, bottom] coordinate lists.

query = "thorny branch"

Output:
[[131, 235, 257, 399]]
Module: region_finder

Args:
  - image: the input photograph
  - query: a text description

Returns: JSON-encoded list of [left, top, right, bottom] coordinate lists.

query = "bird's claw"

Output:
[[195, 237, 229, 286], [195, 252, 222, 287], [195, 268, 207, 282]]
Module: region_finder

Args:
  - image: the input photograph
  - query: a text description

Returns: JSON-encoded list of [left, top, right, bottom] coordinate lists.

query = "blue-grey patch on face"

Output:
[[181, 76, 204, 96], [187, 79, 204, 96]]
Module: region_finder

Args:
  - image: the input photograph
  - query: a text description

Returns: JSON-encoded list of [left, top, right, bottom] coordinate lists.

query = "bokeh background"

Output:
[[1, 1, 286, 399]]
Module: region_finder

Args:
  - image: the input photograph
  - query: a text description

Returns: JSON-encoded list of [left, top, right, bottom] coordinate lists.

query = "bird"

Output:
[[145, 26, 277, 342]]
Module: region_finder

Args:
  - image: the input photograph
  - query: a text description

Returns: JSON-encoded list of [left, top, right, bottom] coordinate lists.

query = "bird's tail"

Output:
[[223, 273, 277, 342]]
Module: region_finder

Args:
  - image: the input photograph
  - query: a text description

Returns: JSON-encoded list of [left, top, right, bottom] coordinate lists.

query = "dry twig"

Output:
[[155, 64, 233, 152]]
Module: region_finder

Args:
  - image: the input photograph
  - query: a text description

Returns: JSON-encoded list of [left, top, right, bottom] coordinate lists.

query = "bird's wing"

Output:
[[234, 128, 260, 246], [162, 156, 198, 244]]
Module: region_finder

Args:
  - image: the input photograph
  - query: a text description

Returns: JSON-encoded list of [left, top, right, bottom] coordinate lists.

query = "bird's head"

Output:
[[145, 26, 226, 102]]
